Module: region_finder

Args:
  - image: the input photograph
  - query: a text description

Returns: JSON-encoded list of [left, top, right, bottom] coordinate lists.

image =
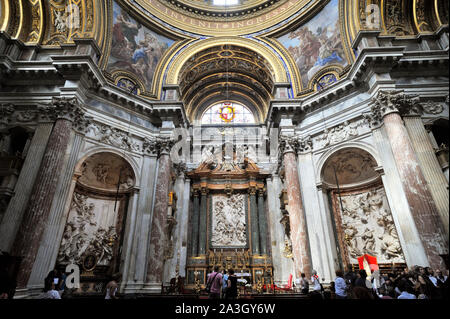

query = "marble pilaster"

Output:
[[266, 175, 294, 286], [404, 117, 449, 236], [297, 148, 335, 282], [178, 177, 191, 277], [0, 123, 53, 252], [119, 189, 140, 293], [128, 150, 158, 290]]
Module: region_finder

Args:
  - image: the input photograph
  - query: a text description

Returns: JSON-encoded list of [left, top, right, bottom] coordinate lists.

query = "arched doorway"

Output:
[[321, 147, 406, 273], [55, 152, 136, 295]]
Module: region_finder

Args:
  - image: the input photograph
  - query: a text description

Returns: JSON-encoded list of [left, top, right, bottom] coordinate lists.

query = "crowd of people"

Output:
[[310, 265, 449, 300], [205, 266, 238, 299]]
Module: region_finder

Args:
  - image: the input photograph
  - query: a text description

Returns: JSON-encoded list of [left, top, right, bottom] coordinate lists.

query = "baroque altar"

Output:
[[185, 145, 273, 290]]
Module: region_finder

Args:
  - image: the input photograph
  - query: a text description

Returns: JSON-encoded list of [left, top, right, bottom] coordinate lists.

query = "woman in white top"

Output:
[[40, 280, 61, 299], [311, 270, 322, 291], [105, 273, 121, 299]]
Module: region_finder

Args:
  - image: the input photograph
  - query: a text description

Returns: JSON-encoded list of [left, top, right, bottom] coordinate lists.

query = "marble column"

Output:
[[198, 187, 208, 256], [28, 131, 85, 292], [371, 91, 448, 269], [0, 123, 53, 252], [279, 136, 312, 278], [190, 189, 200, 256], [257, 189, 267, 255], [11, 97, 89, 289], [145, 137, 174, 290], [404, 116, 449, 236], [249, 187, 260, 255], [369, 121, 428, 267]]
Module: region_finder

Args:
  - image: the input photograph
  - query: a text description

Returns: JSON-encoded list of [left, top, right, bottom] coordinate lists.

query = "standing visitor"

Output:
[[221, 269, 228, 299], [206, 266, 222, 299], [311, 270, 322, 292], [226, 269, 238, 300], [105, 273, 121, 299], [334, 270, 347, 299], [40, 278, 61, 299], [300, 273, 309, 294]]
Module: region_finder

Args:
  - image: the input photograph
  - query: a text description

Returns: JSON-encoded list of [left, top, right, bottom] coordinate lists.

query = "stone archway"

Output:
[[321, 147, 406, 272], [55, 152, 136, 295]]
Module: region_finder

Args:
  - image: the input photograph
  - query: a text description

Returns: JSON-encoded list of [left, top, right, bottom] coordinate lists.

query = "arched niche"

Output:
[[320, 147, 406, 272], [56, 152, 136, 291]]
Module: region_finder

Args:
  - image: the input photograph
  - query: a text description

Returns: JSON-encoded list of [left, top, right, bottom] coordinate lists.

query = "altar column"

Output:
[[198, 185, 208, 256], [190, 188, 200, 256], [249, 186, 260, 255], [146, 137, 174, 291], [371, 91, 448, 269], [279, 135, 312, 278], [11, 97, 89, 289], [257, 188, 267, 255]]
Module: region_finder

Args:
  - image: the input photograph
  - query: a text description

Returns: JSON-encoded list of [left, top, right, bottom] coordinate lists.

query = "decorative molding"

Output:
[[87, 122, 142, 152]]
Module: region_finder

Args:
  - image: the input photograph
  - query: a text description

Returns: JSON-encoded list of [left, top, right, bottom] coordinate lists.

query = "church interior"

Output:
[[0, 0, 448, 299]]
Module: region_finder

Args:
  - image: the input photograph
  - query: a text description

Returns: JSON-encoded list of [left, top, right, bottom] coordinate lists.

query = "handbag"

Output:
[[206, 272, 218, 293]]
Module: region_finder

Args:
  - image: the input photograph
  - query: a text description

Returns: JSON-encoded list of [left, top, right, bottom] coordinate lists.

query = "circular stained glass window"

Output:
[[201, 102, 255, 124]]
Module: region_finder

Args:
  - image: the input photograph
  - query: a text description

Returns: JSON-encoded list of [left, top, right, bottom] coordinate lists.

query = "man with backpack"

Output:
[[206, 266, 223, 299]]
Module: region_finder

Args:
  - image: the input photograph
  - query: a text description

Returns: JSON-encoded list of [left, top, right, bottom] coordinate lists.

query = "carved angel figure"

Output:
[[361, 228, 376, 255]]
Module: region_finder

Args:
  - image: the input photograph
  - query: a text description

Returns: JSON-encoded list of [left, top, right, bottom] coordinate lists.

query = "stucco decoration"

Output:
[[211, 194, 247, 247], [339, 188, 404, 263], [78, 152, 135, 192]]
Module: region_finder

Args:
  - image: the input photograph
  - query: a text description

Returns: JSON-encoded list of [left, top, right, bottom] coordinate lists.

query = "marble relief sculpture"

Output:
[[339, 188, 404, 263], [211, 194, 246, 247], [318, 121, 359, 147], [57, 193, 118, 266]]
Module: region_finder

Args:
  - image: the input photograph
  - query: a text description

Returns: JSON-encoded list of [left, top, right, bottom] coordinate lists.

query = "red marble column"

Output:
[[281, 137, 312, 278], [383, 112, 448, 269], [146, 138, 173, 286], [372, 91, 448, 269], [11, 118, 73, 289]]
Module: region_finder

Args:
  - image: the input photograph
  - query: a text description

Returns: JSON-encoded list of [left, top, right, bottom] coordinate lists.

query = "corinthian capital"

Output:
[[143, 135, 175, 157], [296, 136, 313, 154], [370, 90, 422, 119], [279, 135, 297, 155]]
